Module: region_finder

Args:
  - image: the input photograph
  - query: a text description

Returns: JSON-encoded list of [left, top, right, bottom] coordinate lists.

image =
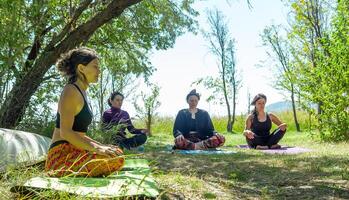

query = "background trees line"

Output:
[[261, 0, 348, 141], [195, 0, 348, 138], [0, 0, 347, 141]]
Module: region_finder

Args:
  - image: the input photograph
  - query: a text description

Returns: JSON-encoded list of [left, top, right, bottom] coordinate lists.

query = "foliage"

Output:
[[133, 84, 161, 136], [0, 0, 198, 128], [261, 24, 301, 132], [16, 68, 63, 138], [286, 0, 349, 141]]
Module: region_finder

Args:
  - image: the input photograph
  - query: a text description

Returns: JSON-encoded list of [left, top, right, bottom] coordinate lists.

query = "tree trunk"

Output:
[[99, 70, 104, 123], [317, 102, 323, 115], [147, 108, 152, 137], [221, 58, 232, 133], [309, 111, 312, 131], [0, 0, 143, 128], [224, 89, 232, 133], [232, 85, 236, 130], [291, 85, 300, 132]]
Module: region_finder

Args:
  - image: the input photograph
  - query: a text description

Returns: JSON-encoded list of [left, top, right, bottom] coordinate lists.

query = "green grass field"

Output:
[[1, 112, 348, 199], [143, 110, 316, 135]]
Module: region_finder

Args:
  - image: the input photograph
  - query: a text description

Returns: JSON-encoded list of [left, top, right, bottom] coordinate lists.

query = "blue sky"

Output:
[[125, 0, 290, 117]]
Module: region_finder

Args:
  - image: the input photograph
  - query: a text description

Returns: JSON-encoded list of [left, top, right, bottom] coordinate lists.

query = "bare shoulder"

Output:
[[268, 112, 277, 118], [246, 114, 253, 121], [268, 112, 280, 121], [60, 84, 81, 104]]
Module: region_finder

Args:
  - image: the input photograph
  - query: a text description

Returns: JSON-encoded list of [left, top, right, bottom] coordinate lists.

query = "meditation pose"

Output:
[[45, 47, 125, 177], [102, 92, 148, 150], [243, 93, 287, 149], [173, 89, 225, 150]]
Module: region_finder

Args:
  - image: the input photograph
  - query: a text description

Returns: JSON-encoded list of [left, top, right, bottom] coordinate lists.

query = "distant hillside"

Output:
[[266, 101, 293, 113]]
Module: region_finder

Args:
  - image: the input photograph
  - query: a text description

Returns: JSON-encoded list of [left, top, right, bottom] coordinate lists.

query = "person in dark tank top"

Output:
[[45, 47, 125, 177], [243, 93, 287, 149]]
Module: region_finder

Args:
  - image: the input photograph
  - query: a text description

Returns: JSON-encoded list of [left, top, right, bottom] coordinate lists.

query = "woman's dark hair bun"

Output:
[[56, 47, 98, 83]]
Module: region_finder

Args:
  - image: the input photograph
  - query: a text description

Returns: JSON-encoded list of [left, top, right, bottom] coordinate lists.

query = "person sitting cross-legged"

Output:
[[243, 93, 287, 149], [173, 89, 225, 150], [45, 47, 125, 177], [102, 91, 148, 150]]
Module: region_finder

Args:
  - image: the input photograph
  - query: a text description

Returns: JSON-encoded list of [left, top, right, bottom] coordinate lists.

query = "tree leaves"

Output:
[[0, 0, 198, 128]]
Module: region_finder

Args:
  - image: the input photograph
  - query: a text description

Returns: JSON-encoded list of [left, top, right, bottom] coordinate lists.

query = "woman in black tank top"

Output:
[[45, 47, 125, 177], [243, 93, 287, 149]]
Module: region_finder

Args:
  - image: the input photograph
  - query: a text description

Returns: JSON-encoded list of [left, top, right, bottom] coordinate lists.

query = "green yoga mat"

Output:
[[11, 159, 159, 198], [123, 158, 150, 170]]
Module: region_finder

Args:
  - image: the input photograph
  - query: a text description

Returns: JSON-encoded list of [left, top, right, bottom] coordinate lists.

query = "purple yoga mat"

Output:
[[236, 145, 311, 154]]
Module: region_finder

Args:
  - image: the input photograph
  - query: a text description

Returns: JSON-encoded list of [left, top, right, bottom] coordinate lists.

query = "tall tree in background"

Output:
[[0, 0, 198, 128], [197, 9, 240, 133], [133, 84, 161, 136], [287, 0, 348, 140], [226, 40, 241, 130], [311, 0, 349, 140], [287, 0, 331, 116], [261, 25, 301, 132]]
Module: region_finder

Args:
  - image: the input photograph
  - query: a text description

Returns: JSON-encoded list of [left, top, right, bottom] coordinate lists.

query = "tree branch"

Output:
[[47, 0, 93, 49], [23, 26, 53, 73]]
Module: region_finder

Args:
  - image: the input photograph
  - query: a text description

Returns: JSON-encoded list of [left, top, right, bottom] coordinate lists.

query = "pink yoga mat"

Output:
[[236, 145, 311, 154]]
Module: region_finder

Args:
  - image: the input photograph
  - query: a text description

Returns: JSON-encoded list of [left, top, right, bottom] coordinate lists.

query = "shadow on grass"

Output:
[[144, 142, 349, 199]]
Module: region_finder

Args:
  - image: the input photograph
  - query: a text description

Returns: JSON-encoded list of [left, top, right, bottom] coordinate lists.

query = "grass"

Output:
[[1, 111, 348, 199], [142, 131, 349, 199], [2, 131, 348, 199]]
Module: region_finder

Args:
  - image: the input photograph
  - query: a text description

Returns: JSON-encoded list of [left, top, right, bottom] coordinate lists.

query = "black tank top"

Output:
[[55, 84, 93, 132], [251, 112, 272, 137]]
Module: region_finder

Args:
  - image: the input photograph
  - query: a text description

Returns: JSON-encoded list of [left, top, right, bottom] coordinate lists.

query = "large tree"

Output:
[[0, 0, 197, 128]]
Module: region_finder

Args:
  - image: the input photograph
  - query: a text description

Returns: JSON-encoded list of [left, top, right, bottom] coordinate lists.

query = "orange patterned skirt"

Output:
[[45, 141, 125, 177]]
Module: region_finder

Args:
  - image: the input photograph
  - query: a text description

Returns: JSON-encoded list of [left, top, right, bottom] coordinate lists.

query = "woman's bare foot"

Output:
[[270, 144, 281, 149], [256, 145, 269, 150]]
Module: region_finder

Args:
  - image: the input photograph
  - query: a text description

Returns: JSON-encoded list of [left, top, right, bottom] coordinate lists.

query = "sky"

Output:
[[123, 0, 290, 117]]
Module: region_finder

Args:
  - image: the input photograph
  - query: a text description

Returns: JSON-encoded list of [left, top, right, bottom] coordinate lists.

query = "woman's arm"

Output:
[[269, 113, 287, 131], [59, 85, 118, 156], [173, 110, 184, 138], [83, 135, 102, 145], [123, 111, 145, 135], [243, 115, 254, 139], [205, 111, 216, 135]]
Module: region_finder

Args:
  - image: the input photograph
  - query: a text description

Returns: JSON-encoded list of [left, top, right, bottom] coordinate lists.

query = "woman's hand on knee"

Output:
[[95, 145, 123, 157], [244, 130, 255, 139], [278, 123, 287, 131], [175, 134, 185, 141], [141, 129, 149, 135]]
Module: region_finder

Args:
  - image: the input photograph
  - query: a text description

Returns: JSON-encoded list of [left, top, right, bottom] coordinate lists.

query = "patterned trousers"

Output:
[[174, 133, 225, 150], [45, 141, 125, 177]]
